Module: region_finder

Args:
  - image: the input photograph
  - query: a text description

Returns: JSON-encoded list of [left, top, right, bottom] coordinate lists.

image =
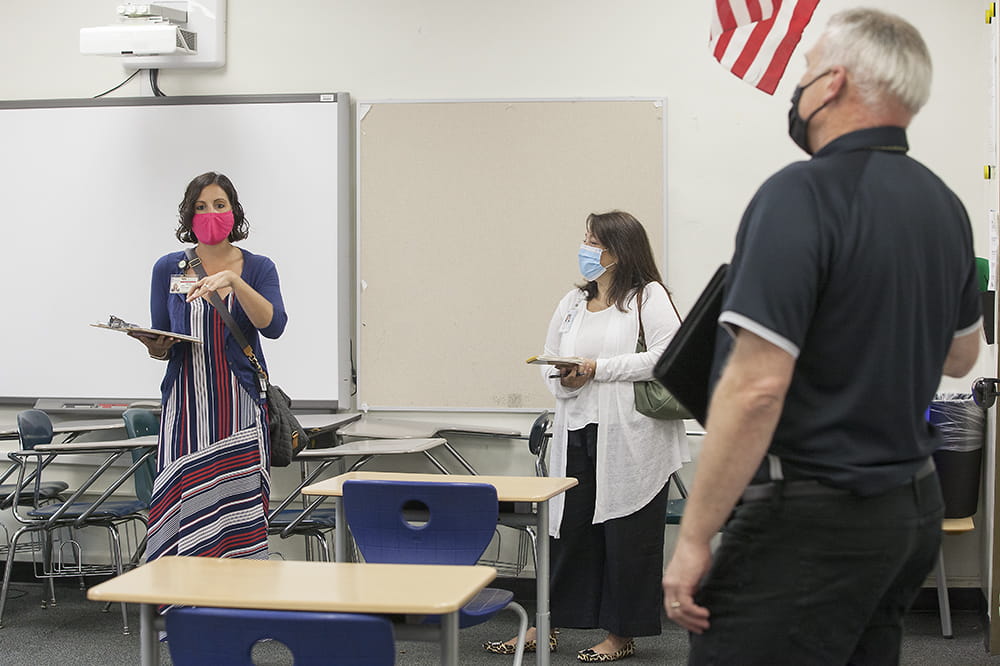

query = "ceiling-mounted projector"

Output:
[[79, 1, 226, 69], [81, 4, 195, 56], [80, 24, 196, 57]]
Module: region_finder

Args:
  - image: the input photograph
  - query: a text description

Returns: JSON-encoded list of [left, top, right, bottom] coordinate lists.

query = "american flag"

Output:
[[710, 0, 821, 95]]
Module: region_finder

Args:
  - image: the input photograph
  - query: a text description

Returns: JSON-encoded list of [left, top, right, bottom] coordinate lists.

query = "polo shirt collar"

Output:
[[812, 126, 909, 158]]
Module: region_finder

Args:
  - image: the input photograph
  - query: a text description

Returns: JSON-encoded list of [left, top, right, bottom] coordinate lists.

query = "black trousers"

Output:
[[550, 424, 670, 637], [689, 471, 944, 665]]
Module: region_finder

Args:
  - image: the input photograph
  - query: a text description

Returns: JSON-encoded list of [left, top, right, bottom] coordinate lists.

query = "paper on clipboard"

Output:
[[91, 316, 201, 344]]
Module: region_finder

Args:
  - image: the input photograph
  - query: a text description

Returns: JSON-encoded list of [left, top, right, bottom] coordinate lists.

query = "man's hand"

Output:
[[663, 537, 713, 633]]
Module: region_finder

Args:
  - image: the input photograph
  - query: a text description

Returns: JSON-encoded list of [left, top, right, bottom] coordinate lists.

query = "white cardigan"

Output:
[[543, 283, 690, 537]]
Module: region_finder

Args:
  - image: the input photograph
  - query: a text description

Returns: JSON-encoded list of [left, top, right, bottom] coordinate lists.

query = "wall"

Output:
[[1, 1, 995, 586]]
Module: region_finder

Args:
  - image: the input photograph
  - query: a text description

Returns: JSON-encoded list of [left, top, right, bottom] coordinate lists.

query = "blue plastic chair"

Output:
[[0, 409, 68, 509], [165, 607, 395, 666], [0, 409, 148, 633], [343, 479, 528, 664], [121, 407, 159, 507], [268, 506, 339, 561]]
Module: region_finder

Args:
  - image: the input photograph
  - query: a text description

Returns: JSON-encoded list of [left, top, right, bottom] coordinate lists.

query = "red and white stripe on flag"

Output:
[[710, 0, 821, 95]]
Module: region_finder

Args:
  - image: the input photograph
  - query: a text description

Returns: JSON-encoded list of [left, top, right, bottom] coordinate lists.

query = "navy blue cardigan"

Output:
[[150, 248, 288, 404]]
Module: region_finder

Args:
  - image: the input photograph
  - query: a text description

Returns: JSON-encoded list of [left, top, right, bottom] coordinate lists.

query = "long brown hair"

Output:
[[580, 211, 664, 311]]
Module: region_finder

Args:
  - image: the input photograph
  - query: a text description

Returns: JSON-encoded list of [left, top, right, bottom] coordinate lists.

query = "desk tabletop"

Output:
[[943, 516, 975, 534], [32, 434, 159, 453], [303, 471, 577, 502], [296, 438, 445, 459], [338, 417, 520, 440], [294, 412, 362, 432], [53, 419, 128, 434], [87, 556, 496, 615], [0, 418, 127, 439]]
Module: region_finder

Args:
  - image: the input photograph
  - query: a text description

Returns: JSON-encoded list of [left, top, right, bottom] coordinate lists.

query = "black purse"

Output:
[[634, 286, 692, 421], [184, 249, 307, 466]]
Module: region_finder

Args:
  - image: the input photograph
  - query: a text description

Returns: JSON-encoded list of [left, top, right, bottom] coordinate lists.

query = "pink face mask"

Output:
[[192, 211, 235, 245]]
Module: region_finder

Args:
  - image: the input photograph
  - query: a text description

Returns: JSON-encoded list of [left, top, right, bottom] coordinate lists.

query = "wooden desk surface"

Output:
[[87, 556, 496, 615], [942, 516, 975, 534], [304, 471, 577, 502], [338, 417, 520, 440], [32, 434, 159, 453], [296, 438, 446, 459]]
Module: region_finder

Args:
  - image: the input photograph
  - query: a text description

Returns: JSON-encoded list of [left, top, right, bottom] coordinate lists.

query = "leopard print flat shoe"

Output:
[[483, 631, 558, 655], [576, 638, 635, 662]]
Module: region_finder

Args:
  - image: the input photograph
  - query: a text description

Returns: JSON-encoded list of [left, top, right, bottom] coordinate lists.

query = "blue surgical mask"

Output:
[[578, 244, 607, 281]]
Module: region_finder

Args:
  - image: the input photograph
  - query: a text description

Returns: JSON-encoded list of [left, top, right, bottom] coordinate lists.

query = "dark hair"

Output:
[[580, 211, 664, 311], [175, 172, 250, 244]]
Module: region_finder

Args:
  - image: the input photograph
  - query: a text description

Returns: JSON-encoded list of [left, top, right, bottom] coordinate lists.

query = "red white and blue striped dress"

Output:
[[146, 295, 270, 561]]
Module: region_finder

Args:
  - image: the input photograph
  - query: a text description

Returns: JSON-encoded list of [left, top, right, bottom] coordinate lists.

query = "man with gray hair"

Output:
[[663, 8, 981, 664]]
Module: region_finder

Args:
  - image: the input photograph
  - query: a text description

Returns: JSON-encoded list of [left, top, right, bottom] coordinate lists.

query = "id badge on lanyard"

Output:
[[559, 299, 585, 333], [169, 274, 199, 294]]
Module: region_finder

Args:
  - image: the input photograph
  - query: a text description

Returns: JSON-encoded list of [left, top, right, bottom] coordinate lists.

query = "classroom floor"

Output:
[[0, 581, 996, 665]]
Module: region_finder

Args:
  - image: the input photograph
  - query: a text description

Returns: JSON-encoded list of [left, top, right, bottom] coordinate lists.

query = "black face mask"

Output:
[[787, 70, 832, 155]]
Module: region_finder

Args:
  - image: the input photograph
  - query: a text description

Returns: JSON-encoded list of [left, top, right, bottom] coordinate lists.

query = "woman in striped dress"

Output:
[[131, 172, 287, 561]]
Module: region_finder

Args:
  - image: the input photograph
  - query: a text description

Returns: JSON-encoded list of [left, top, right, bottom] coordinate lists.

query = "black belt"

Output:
[[739, 458, 936, 504]]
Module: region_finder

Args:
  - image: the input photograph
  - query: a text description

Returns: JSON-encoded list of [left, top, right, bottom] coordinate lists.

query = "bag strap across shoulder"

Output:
[[184, 248, 268, 389], [636, 282, 681, 343]]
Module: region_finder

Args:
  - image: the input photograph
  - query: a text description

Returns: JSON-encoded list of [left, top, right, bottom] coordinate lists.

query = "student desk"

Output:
[[25, 436, 158, 526], [337, 416, 522, 474], [302, 471, 577, 666], [0, 419, 126, 442], [293, 411, 362, 440], [269, 439, 449, 538], [87, 555, 497, 666], [0, 413, 358, 442]]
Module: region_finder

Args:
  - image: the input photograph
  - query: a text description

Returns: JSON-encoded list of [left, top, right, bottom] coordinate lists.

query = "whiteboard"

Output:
[[0, 94, 351, 407], [357, 98, 666, 410]]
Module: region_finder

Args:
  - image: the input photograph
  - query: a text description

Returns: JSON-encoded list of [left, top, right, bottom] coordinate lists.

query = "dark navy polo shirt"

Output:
[[713, 126, 981, 495]]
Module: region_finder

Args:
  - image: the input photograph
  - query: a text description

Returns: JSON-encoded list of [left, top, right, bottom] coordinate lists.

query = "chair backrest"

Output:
[[16, 410, 53, 450], [343, 479, 498, 565], [122, 407, 159, 438], [122, 408, 159, 507], [527, 411, 552, 477], [165, 607, 395, 666]]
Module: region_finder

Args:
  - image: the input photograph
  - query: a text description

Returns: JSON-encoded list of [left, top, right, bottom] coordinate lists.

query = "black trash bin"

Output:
[[928, 393, 985, 518]]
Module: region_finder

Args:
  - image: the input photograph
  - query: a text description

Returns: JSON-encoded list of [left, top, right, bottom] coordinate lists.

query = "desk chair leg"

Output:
[[0, 530, 19, 627], [128, 533, 148, 568], [507, 600, 529, 666], [441, 610, 460, 666], [421, 451, 450, 474], [313, 533, 330, 562], [0, 526, 33, 628], [107, 525, 131, 635], [536, 501, 552, 666], [935, 545, 953, 638], [523, 526, 538, 572], [441, 441, 478, 475], [41, 532, 59, 606]]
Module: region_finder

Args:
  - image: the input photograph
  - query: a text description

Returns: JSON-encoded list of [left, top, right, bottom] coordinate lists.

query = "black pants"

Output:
[[550, 424, 669, 637], [689, 472, 944, 665]]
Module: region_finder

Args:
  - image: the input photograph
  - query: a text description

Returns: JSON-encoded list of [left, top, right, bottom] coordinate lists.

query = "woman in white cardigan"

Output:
[[486, 211, 690, 662]]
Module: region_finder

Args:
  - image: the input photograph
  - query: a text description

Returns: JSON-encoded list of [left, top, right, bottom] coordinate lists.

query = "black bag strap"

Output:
[[184, 248, 268, 391], [636, 282, 681, 344]]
